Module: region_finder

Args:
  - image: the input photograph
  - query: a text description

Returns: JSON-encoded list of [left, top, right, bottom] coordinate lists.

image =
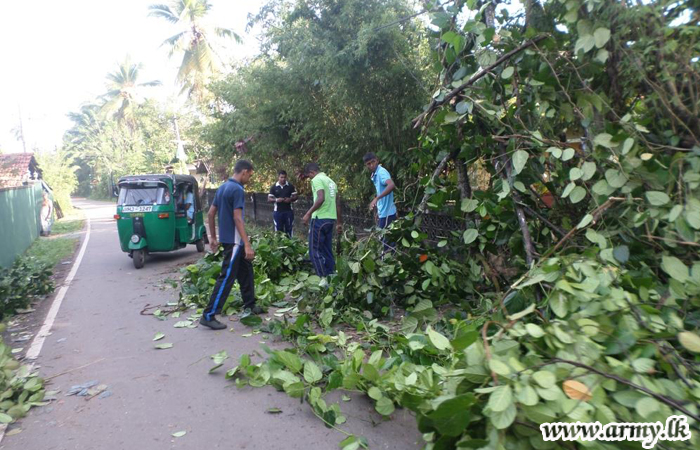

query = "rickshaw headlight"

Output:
[[130, 234, 140, 244]]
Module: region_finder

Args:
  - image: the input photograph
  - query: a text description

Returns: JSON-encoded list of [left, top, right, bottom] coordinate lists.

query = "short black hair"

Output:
[[278, 170, 287, 176], [363, 152, 377, 163], [304, 162, 320, 175], [234, 160, 254, 174]]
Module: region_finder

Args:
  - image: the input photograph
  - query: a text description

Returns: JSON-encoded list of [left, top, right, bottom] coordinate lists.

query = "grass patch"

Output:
[[25, 237, 78, 269], [52, 210, 86, 235]]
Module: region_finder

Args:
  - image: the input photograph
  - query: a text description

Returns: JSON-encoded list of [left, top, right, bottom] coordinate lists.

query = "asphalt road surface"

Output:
[[2, 199, 421, 450]]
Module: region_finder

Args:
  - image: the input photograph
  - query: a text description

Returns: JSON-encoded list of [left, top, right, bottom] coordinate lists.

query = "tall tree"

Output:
[[100, 57, 161, 129], [148, 0, 240, 100]]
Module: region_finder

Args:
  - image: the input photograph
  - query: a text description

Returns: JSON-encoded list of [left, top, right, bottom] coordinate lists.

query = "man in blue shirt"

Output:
[[363, 153, 397, 251], [201, 160, 263, 330]]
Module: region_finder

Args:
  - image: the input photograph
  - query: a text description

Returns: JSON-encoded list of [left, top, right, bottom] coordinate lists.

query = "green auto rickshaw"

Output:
[[114, 174, 208, 269]]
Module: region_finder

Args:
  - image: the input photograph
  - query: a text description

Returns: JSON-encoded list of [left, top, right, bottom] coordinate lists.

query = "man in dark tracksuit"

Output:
[[200, 160, 263, 330], [267, 170, 298, 237]]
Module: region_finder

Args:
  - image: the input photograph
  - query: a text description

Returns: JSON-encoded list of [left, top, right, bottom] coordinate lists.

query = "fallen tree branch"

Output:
[[550, 358, 700, 424], [417, 147, 461, 213], [413, 35, 549, 128], [543, 197, 627, 257]]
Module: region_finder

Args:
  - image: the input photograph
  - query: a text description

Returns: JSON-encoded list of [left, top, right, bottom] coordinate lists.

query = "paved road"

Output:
[[3, 199, 421, 450]]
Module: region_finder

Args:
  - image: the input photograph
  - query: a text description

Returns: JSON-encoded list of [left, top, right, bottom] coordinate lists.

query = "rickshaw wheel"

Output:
[[196, 239, 205, 253], [133, 249, 145, 269]]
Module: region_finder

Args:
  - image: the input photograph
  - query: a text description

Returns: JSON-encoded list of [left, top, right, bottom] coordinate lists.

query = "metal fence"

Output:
[[202, 189, 466, 240], [0, 183, 43, 268]]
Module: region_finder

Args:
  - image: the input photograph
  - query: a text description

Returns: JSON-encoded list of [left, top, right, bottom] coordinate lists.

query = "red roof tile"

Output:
[[0, 153, 41, 187]]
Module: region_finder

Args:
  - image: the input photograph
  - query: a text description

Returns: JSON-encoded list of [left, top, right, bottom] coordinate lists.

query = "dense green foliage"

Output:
[[64, 101, 207, 198], [205, 0, 429, 195], [179, 0, 700, 449], [0, 257, 53, 318], [0, 333, 46, 424], [35, 149, 79, 213]]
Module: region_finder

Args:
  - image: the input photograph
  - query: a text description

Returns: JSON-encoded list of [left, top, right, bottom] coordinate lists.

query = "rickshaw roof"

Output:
[[118, 174, 198, 187]]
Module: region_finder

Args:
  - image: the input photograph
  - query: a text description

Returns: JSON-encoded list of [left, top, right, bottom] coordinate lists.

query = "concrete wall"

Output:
[[0, 182, 42, 268]]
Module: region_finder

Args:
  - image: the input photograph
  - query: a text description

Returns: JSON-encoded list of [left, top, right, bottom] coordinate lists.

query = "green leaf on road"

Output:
[[172, 431, 186, 438], [375, 397, 395, 416], [303, 361, 323, 384], [153, 332, 165, 341], [155, 343, 173, 350], [240, 315, 263, 327]]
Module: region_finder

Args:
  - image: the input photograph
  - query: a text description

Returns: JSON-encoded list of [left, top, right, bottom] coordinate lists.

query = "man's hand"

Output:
[[303, 212, 311, 225], [336, 222, 343, 233], [209, 238, 219, 252], [245, 245, 255, 261], [284, 198, 292, 203], [369, 197, 378, 211]]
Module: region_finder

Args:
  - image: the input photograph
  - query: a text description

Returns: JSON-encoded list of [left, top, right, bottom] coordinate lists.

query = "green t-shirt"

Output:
[[311, 172, 338, 220]]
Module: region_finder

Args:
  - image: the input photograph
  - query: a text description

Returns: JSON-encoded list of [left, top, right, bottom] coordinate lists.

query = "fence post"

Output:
[[252, 194, 258, 223]]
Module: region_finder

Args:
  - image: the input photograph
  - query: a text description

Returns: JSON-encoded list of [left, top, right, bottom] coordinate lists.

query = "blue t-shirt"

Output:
[[371, 165, 396, 219], [212, 179, 245, 244]]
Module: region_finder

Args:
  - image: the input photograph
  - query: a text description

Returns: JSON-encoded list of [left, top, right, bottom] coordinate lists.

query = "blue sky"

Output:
[[0, 0, 264, 154]]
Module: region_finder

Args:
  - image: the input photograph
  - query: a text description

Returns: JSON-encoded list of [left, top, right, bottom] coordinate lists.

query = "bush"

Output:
[[0, 257, 54, 318]]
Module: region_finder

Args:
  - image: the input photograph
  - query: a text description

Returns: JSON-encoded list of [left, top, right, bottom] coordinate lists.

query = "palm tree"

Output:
[[100, 57, 161, 127], [148, 0, 240, 99]]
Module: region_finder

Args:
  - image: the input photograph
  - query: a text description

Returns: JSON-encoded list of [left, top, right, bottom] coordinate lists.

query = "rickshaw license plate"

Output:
[[122, 206, 153, 213]]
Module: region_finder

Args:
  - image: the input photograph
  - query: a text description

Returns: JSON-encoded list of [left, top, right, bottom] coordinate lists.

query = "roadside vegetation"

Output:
[[0, 211, 86, 427]]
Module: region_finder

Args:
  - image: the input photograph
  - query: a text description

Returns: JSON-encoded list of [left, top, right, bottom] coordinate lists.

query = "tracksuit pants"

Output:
[[309, 218, 335, 277], [273, 211, 294, 237], [379, 214, 397, 252], [203, 243, 255, 320]]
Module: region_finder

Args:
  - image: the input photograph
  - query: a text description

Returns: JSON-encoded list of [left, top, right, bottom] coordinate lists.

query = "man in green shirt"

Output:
[[302, 163, 342, 277]]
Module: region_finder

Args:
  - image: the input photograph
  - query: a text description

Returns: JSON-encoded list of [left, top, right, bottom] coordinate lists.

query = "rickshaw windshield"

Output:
[[118, 184, 170, 206]]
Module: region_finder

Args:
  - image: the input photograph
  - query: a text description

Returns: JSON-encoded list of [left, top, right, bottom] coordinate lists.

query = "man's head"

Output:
[[233, 159, 254, 185], [363, 152, 379, 172], [278, 170, 287, 185], [303, 162, 321, 179]]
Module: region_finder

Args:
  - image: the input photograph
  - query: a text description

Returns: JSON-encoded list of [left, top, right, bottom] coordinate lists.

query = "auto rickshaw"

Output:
[[114, 174, 208, 269]]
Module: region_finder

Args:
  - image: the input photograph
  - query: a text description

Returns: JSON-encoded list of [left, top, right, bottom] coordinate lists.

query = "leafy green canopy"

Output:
[[205, 0, 429, 197]]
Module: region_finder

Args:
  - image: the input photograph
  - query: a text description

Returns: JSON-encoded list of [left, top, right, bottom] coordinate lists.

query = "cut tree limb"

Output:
[[413, 35, 549, 128]]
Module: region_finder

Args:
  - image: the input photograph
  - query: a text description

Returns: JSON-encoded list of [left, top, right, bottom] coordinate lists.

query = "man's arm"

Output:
[[303, 189, 324, 224], [207, 205, 219, 250], [233, 208, 255, 260], [288, 185, 299, 203], [268, 186, 276, 203], [376, 179, 395, 200], [369, 176, 396, 211], [307, 189, 324, 215]]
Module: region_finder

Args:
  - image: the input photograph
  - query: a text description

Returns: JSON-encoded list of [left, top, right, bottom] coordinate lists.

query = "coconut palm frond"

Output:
[[147, 4, 179, 23], [215, 27, 242, 44], [139, 80, 162, 87], [161, 31, 188, 49]]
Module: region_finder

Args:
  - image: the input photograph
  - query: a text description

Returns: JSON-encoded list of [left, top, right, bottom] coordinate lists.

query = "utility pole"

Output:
[[17, 104, 27, 153]]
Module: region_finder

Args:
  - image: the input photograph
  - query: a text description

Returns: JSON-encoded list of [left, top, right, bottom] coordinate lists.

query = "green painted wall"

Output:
[[0, 183, 42, 268]]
